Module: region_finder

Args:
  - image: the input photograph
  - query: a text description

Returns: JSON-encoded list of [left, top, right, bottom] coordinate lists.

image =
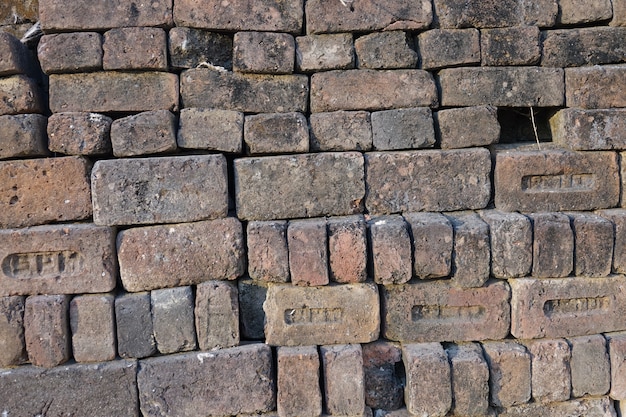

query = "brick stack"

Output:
[[0, 0, 626, 415]]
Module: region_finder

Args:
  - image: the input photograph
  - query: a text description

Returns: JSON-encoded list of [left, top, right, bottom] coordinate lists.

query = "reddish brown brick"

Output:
[[525, 338, 571, 403], [0, 114, 47, 159], [568, 213, 613, 277], [321, 344, 365, 416], [569, 334, 610, 397], [288, 218, 329, 286], [195, 281, 239, 350], [446, 343, 490, 416], [328, 215, 367, 284], [37, 32, 102, 74], [598, 209, 626, 274], [233, 31, 295, 74], [244, 112, 309, 154], [369, 215, 412, 285], [295, 33, 355, 72], [177, 108, 243, 153], [558, 0, 612, 24], [362, 341, 403, 410], [403, 343, 451, 417], [437, 105, 500, 149], [607, 332, 626, 399], [355, 31, 418, 70], [247, 220, 290, 283], [47, 112, 112, 156], [550, 108, 626, 151], [404, 212, 453, 279], [481, 26, 541, 66], [70, 294, 116, 363], [543, 28, 626, 67], [24, 294, 70, 368], [115, 292, 156, 359], [309, 111, 372, 152], [566, 65, 626, 109], [0, 75, 44, 115], [0, 31, 34, 76], [0, 296, 26, 367], [151, 286, 197, 354], [530, 212, 574, 278], [277, 346, 322, 417], [117, 218, 244, 292], [168, 27, 232, 70], [111, 110, 177, 157], [500, 397, 617, 417], [447, 212, 490, 288], [482, 341, 531, 408], [103, 27, 167, 71], [480, 210, 532, 278]]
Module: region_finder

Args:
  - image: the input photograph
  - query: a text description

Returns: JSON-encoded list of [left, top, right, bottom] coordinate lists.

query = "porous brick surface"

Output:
[[0, 75, 44, 115], [24, 294, 71, 368], [446, 212, 490, 288], [568, 212, 614, 277], [445, 343, 490, 416], [550, 108, 626, 150], [103, 27, 167, 71], [569, 334, 610, 397], [404, 212, 453, 279], [525, 338, 571, 403], [482, 341, 531, 408], [355, 31, 418, 70], [0, 31, 33, 76], [309, 111, 372, 151], [0, 295, 26, 367], [499, 397, 617, 416], [371, 107, 435, 150], [115, 292, 156, 359], [47, 112, 112, 155], [38, 32, 103, 74], [110, 110, 177, 157], [177, 108, 243, 153], [362, 341, 404, 410], [436, 105, 500, 149], [481, 26, 541, 66], [70, 294, 116, 362], [368, 215, 412, 285], [0, 113, 48, 159], [598, 209, 626, 274], [529, 212, 574, 278], [195, 280, 240, 350], [328, 215, 367, 283], [168, 27, 233, 70], [238, 278, 268, 339], [287, 218, 329, 286], [417, 28, 480, 70], [233, 31, 295, 74], [244, 112, 309, 154], [607, 332, 626, 399], [557, 0, 612, 24], [321, 344, 365, 416], [151, 286, 197, 354], [277, 346, 322, 417], [479, 210, 532, 278], [295, 33, 355, 72], [566, 65, 626, 109], [542, 28, 626, 67], [247, 220, 290, 282]]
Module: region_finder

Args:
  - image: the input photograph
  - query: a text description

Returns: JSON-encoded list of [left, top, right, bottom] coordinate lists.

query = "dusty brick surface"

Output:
[[70, 294, 116, 363], [115, 292, 156, 359], [264, 283, 379, 346], [328, 215, 367, 283], [92, 155, 227, 226], [447, 212, 490, 288], [0, 75, 43, 115], [569, 334, 610, 397], [417, 28, 480, 70], [607, 332, 626, 399], [138, 344, 275, 416], [355, 31, 417, 69], [277, 346, 322, 417], [480, 210, 532, 278], [525, 338, 571, 403], [404, 212, 453, 279], [550, 108, 626, 151], [287, 218, 329, 286], [566, 65, 626, 109], [372, 107, 435, 150], [103, 27, 167, 71], [499, 397, 617, 417], [244, 112, 309, 154], [110, 110, 177, 157], [24, 294, 70, 368], [0, 1, 38, 27], [235, 152, 364, 221], [195, 280, 239, 350], [382, 280, 510, 342], [598, 209, 626, 274], [368, 215, 412, 285], [568, 213, 613, 277], [295, 33, 355, 72], [403, 343, 451, 417], [434, 0, 519, 27], [234, 31, 295, 74], [0, 156, 92, 229], [321, 344, 365, 416], [365, 148, 491, 214], [168, 27, 232, 70], [482, 341, 531, 408], [247, 220, 290, 283], [542, 27, 626, 67], [613, 0, 626, 25], [510, 276, 626, 339], [47, 112, 112, 155], [558, 0, 612, 24], [0, 31, 35, 76], [309, 111, 372, 151], [238, 278, 268, 340], [0, 113, 47, 159], [446, 343, 490, 416], [437, 105, 500, 149], [0, 295, 26, 367], [37, 32, 102, 74], [151, 286, 197, 354], [177, 108, 243, 153], [481, 26, 541, 66], [529, 212, 574, 278], [362, 341, 403, 410]]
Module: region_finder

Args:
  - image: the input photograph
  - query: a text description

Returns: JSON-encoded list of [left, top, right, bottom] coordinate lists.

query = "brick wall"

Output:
[[1, 0, 626, 415]]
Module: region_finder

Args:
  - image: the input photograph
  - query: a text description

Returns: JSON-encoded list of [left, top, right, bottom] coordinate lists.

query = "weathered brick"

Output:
[[115, 292, 156, 359], [482, 341, 531, 408], [174, 0, 303, 33], [0, 75, 43, 115], [0, 31, 34, 76], [264, 283, 379, 346], [111, 110, 177, 157], [365, 148, 491, 214], [607, 332, 626, 399], [247, 220, 290, 283], [598, 209, 626, 274], [92, 155, 227, 226], [404, 212, 453, 279], [403, 343, 451, 417], [37, 32, 102, 74], [103, 27, 167, 71], [568, 213, 613, 277], [0, 114, 47, 159], [0, 296, 26, 367], [287, 218, 329, 286], [311, 69, 437, 112], [362, 341, 403, 411], [235, 152, 364, 220], [434, 0, 520, 28], [525, 338, 571, 403], [168, 27, 232, 70], [436, 105, 500, 149], [481, 26, 541, 66], [558, 0, 612, 24], [49, 71, 178, 113], [446, 212, 490, 288], [550, 108, 626, 151], [368, 215, 412, 285], [195, 280, 239, 350], [0, 156, 92, 229], [151, 286, 197, 354], [480, 210, 532, 278], [417, 28, 480, 70], [569, 334, 610, 397], [439, 67, 564, 107], [0, 1, 38, 26], [234, 31, 295, 74], [0, 360, 139, 416], [499, 397, 617, 417], [613, 0, 626, 26], [446, 343, 490, 416], [354, 31, 417, 69], [372, 107, 434, 150], [245, 112, 309, 154], [309, 111, 372, 152], [181, 68, 308, 113], [295, 33, 355, 72], [277, 346, 322, 417], [139, 344, 275, 416], [238, 278, 268, 340], [566, 65, 626, 109], [24, 294, 70, 368], [177, 108, 242, 153], [69, 294, 116, 363], [382, 280, 510, 343], [521, 0, 559, 26], [47, 112, 112, 156], [321, 344, 365, 416], [529, 212, 574, 278], [510, 276, 626, 339], [328, 215, 367, 284], [40, 0, 173, 31], [494, 147, 619, 212], [542, 28, 626, 68]]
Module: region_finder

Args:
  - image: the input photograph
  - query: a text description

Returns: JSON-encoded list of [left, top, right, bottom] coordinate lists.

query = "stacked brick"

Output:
[[1, 0, 626, 415]]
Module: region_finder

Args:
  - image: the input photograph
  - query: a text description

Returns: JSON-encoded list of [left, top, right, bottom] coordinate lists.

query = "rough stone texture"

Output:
[[309, 111, 372, 152], [365, 148, 491, 214], [404, 212, 453, 279], [168, 27, 232, 70], [434, 0, 519, 27], [311, 69, 438, 112], [446, 212, 490, 288], [403, 343, 451, 417], [0, 360, 139, 417], [69, 294, 116, 363], [529, 212, 574, 278], [0, 75, 44, 115], [446, 343, 490, 416], [613, 0, 626, 26], [382, 280, 511, 343], [238, 278, 268, 340], [550, 108, 626, 151], [103, 27, 167, 71], [494, 147, 620, 212], [0, 1, 38, 27], [50, 71, 178, 113], [195, 280, 239, 350], [92, 155, 228, 226], [417, 28, 480, 70], [439, 67, 564, 107], [372, 107, 435, 150], [24, 294, 70, 368], [525, 338, 571, 403], [138, 344, 275, 416], [321, 344, 365, 416], [264, 283, 380, 346], [521, 0, 560, 26], [569, 334, 610, 397], [181, 68, 308, 113], [244, 112, 309, 154], [499, 397, 617, 417], [369, 215, 412, 285], [542, 28, 626, 67], [115, 292, 156, 359], [235, 152, 364, 221], [557, 0, 613, 24], [110, 110, 177, 157], [607, 332, 626, 399], [174, 0, 303, 33], [480, 210, 532, 278], [362, 341, 404, 411], [481, 26, 541, 66], [566, 65, 626, 109], [354, 31, 417, 69], [0, 156, 92, 229], [598, 209, 626, 274], [234, 31, 295, 74], [287, 218, 329, 287], [295, 33, 354, 72], [0, 296, 26, 367], [328, 215, 367, 284], [510, 276, 626, 339], [177, 108, 243, 153], [151, 286, 197, 354], [0, 113, 47, 159], [47, 112, 112, 155], [277, 346, 322, 417], [306, 0, 432, 33], [0, 31, 35, 76], [247, 220, 290, 283], [568, 213, 613, 277], [437, 105, 500, 149], [37, 32, 102, 74], [482, 341, 531, 408]]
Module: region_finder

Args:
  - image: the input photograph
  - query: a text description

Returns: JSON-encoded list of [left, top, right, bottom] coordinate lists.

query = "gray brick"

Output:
[[355, 31, 417, 69], [481, 26, 541, 66], [37, 32, 103, 74], [0, 114, 48, 159], [309, 111, 372, 152], [47, 112, 112, 156], [362, 341, 403, 410], [168, 27, 232, 70], [233, 31, 295, 74], [244, 112, 309, 154], [177, 108, 243, 153], [115, 292, 156, 359], [403, 343, 451, 417], [369, 215, 412, 285], [437, 105, 500, 149], [0, 75, 44, 115], [238, 278, 268, 340], [542, 27, 626, 67], [480, 210, 532, 278], [151, 286, 197, 354], [0, 296, 26, 367], [550, 108, 626, 151], [446, 212, 490, 288], [404, 212, 453, 279], [321, 344, 365, 416], [566, 65, 626, 109], [111, 110, 177, 157], [103, 27, 168, 71], [371, 107, 435, 150], [417, 29, 480, 70], [569, 334, 610, 397], [499, 397, 617, 417], [597, 209, 626, 274], [446, 343, 490, 416], [0, 31, 35, 76], [529, 212, 574, 278], [195, 280, 239, 350], [295, 33, 355, 72], [70, 294, 116, 363], [568, 212, 613, 277], [558, 0, 613, 24]]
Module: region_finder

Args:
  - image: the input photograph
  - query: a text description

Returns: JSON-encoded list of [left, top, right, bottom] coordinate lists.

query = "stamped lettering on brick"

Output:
[[543, 297, 610, 316], [284, 307, 343, 324], [2, 251, 84, 279], [521, 174, 595, 192], [411, 305, 486, 322]]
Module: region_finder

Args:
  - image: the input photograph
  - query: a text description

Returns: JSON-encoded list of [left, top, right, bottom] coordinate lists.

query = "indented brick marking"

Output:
[[543, 297, 610, 316], [284, 307, 343, 325], [411, 305, 486, 321]]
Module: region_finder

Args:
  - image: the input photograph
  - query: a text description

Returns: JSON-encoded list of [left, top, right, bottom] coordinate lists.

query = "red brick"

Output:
[[481, 26, 541, 66], [550, 108, 626, 151], [480, 210, 532, 278], [354, 31, 418, 70], [277, 346, 322, 417], [168, 27, 232, 70], [0, 114, 47, 159], [195, 281, 239, 350], [328, 215, 367, 284], [0, 75, 44, 115], [309, 111, 372, 152], [558, 0, 612, 24], [607, 332, 626, 399], [568, 212, 613, 277], [447, 212, 490, 288], [234, 31, 295, 74], [598, 209, 626, 273], [103, 27, 167, 71], [499, 397, 617, 417], [569, 334, 610, 397], [37, 32, 102, 74], [247, 220, 290, 283], [0, 296, 26, 367], [177, 108, 243, 153], [369, 215, 412, 285], [372, 107, 435, 150], [445, 343, 490, 416], [530, 212, 574, 278], [321, 344, 365, 416], [0, 31, 34, 76], [403, 343, 451, 417], [69, 294, 116, 363], [115, 292, 156, 359], [437, 105, 500, 149], [47, 112, 112, 156], [566, 65, 626, 109], [525, 338, 571, 403], [418, 28, 480, 70], [404, 212, 453, 279], [24, 294, 70, 368], [151, 286, 197, 354], [0, 156, 92, 229], [117, 218, 244, 292], [542, 28, 626, 67], [244, 112, 309, 154], [295, 33, 355, 72], [287, 218, 329, 286], [111, 110, 177, 157], [362, 341, 403, 410], [482, 341, 531, 408]]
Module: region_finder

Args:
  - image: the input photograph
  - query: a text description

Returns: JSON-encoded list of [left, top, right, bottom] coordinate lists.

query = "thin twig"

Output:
[[529, 106, 541, 151]]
